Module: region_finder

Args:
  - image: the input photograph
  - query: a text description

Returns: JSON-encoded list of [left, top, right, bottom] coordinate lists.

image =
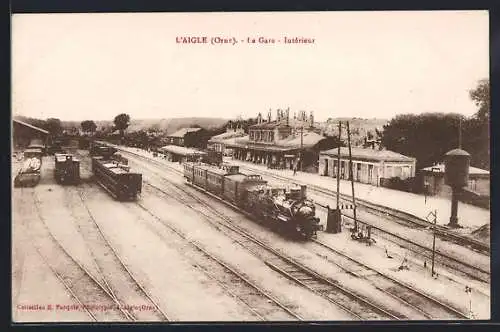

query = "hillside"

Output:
[[14, 115, 228, 134]]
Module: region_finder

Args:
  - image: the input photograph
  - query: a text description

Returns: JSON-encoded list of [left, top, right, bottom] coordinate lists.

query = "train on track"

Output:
[[54, 153, 80, 184], [14, 148, 43, 187], [183, 162, 322, 239], [91, 155, 142, 201]]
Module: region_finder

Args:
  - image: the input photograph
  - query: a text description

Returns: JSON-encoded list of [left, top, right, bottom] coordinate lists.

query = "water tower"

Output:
[[444, 148, 471, 228]]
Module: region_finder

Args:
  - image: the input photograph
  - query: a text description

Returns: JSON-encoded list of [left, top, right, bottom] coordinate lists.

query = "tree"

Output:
[[80, 120, 97, 135], [113, 113, 131, 139], [45, 118, 63, 136], [469, 78, 489, 122], [466, 78, 490, 169], [381, 113, 465, 170]]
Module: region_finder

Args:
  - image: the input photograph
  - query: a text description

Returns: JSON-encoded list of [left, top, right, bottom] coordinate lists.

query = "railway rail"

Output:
[[236, 165, 489, 255], [137, 170, 400, 320], [111, 146, 489, 284], [73, 187, 171, 321], [310, 239, 469, 319], [74, 154, 302, 321], [140, 167, 469, 320], [140, 179, 407, 320], [333, 211, 490, 284], [133, 199, 303, 321], [30, 190, 131, 321]]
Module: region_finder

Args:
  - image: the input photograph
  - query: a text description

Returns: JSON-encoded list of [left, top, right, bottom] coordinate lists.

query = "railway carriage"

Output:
[[206, 168, 227, 195], [92, 156, 142, 201], [183, 162, 195, 182], [54, 153, 80, 184], [193, 165, 209, 189]]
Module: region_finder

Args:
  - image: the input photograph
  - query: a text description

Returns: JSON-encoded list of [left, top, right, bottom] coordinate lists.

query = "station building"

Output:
[[207, 122, 246, 156], [158, 145, 207, 163], [225, 109, 335, 172], [319, 147, 416, 186], [164, 127, 202, 147]]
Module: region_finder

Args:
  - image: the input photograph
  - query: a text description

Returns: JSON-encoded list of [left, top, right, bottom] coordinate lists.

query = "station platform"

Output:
[[226, 158, 490, 232]]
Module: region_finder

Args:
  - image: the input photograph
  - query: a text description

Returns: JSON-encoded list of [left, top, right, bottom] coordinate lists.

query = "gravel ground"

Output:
[[121, 150, 490, 320], [237, 165, 490, 277], [12, 185, 92, 322], [79, 183, 265, 321], [317, 232, 490, 319]]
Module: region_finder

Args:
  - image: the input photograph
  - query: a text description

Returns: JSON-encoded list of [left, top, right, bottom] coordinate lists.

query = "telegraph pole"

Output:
[[426, 210, 438, 277], [336, 122, 341, 210], [346, 121, 358, 232], [300, 125, 304, 172]]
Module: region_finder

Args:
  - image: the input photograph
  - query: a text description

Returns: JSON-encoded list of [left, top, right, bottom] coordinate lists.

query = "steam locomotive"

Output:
[[183, 162, 322, 239]]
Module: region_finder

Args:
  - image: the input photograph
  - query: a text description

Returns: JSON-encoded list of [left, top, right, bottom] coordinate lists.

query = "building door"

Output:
[[324, 159, 329, 176], [368, 164, 373, 184]]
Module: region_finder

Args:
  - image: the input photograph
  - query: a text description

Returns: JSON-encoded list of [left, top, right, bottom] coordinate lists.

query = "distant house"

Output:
[[421, 163, 490, 198], [319, 147, 416, 186], [165, 127, 203, 147]]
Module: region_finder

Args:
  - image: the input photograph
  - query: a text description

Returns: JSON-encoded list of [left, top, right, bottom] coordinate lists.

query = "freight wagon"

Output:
[[92, 156, 142, 201]]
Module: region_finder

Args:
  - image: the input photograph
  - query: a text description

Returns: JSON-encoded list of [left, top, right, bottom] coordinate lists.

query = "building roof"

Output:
[[225, 131, 326, 152], [167, 127, 202, 138], [208, 130, 246, 142], [159, 145, 207, 156], [13, 119, 49, 134], [421, 163, 489, 175], [250, 121, 291, 129], [320, 147, 415, 163]]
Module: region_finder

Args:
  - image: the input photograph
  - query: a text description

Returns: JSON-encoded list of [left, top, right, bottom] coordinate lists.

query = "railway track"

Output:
[[138, 174, 400, 320], [333, 211, 490, 284], [132, 198, 303, 321], [310, 240, 469, 319], [75, 153, 302, 321], [112, 147, 489, 284], [98, 146, 487, 319], [71, 187, 171, 321], [29, 189, 131, 321], [236, 165, 490, 255]]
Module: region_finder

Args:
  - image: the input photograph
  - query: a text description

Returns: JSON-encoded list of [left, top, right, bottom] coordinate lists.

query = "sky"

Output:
[[12, 11, 489, 122]]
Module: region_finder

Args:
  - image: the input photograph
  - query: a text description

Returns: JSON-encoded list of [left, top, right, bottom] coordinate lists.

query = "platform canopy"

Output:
[[159, 145, 207, 156]]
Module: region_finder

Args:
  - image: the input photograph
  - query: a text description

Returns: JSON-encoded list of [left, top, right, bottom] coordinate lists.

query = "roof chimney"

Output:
[[309, 111, 314, 128], [257, 112, 262, 124], [268, 109, 272, 123], [286, 108, 290, 126], [276, 109, 281, 122]]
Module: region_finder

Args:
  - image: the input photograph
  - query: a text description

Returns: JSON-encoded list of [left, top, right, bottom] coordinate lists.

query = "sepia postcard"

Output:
[[11, 11, 490, 323]]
